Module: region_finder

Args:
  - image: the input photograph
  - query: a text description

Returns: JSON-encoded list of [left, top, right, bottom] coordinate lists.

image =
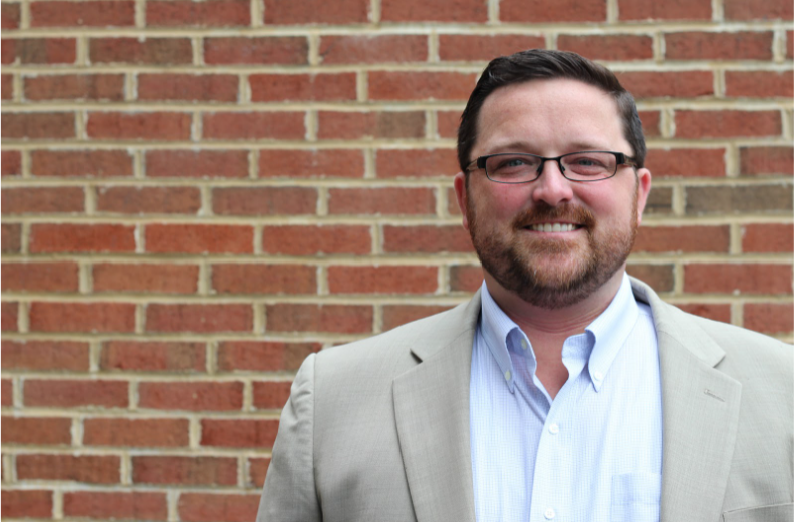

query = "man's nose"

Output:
[[531, 159, 574, 206]]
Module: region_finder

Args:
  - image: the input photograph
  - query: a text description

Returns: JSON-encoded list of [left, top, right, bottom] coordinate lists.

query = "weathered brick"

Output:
[[376, 149, 460, 178], [743, 303, 793, 334], [447, 187, 461, 215], [29, 302, 136, 332], [23, 378, 129, 407], [725, 71, 793, 98], [17, 454, 120, 483], [202, 112, 305, 140], [2, 378, 12, 405], [645, 148, 726, 177], [639, 110, 661, 138], [439, 34, 547, 61], [258, 149, 364, 178], [2, 187, 84, 214], [266, 303, 372, 333], [317, 111, 425, 140], [383, 225, 473, 253], [146, 304, 253, 332], [328, 187, 436, 215], [449, 265, 483, 292], [684, 184, 792, 215], [369, 71, 477, 101], [1, 37, 14, 63], [787, 31, 794, 59], [90, 37, 192, 64], [212, 187, 317, 216], [683, 264, 792, 294], [319, 35, 427, 64], [2, 150, 21, 176], [382, 305, 452, 330], [146, 150, 249, 178], [248, 457, 270, 487], [139, 382, 243, 411], [263, 0, 368, 24], [63, 492, 167, 520], [204, 36, 307, 64], [626, 264, 675, 292], [217, 341, 321, 372], [100, 341, 206, 372], [93, 263, 199, 293], [212, 264, 316, 294], [133, 456, 238, 485], [262, 225, 370, 254], [31, 1, 134, 26], [30, 223, 135, 253], [137, 73, 239, 101], [382, 0, 485, 21], [9, 38, 77, 64], [741, 223, 793, 253], [328, 266, 439, 294], [2, 301, 18, 331], [557, 34, 653, 61], [633, 225, 729, 253], [145, 224, 253, 254], [31, 150, 134, 178], [2, 340, 88, 371], [200, 419, 279, 448], [1, 262, 79, 292], [501, 0, 605, 21], [1, 490, 53, 518], [2, 2, 20, 29], [24, 73, 124, 101], [2, 73, 13, 99], [178, 493, 261, 522], [616, 71, 714, 98], [725, 0, 792, 20], [739, 146, 793, 176], [252, 381, 292, 409], [618, 0, 711, 20], [1, 416, 72, 445], [674, 110, 781, 138], [147, 0, 249, 26], [87, 112, 192, 140], [83, 418, 189, 446], [2, 223, 21, 252], [96, 186, 201, 214], [250, 73, 356, 102], [643, 187, 673, 215], [2, 112, 75, 139], [437, 110, 461, 139], [676, 303, 731, 323], [664, 31, 773, 60]]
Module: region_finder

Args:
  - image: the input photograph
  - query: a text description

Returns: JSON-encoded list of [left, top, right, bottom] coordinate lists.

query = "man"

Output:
[[257, 50, 793, 522]]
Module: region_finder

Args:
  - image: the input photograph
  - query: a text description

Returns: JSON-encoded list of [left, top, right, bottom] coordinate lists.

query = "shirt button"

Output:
[[548, 423, 559, 434], [544, 507, 556, 519], [504, 370, 511, 381], [520, 339, 528, 350]]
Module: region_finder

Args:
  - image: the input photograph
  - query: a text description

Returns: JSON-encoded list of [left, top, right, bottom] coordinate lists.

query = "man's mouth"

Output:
[[526, 223, 580, 233]]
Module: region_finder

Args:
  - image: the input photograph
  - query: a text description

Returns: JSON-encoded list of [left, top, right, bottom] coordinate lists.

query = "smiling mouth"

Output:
[[526, 223, 581, 233]]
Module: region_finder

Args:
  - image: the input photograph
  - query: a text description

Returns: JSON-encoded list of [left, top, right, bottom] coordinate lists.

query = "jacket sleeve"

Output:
[[256, 353, 321, 521]]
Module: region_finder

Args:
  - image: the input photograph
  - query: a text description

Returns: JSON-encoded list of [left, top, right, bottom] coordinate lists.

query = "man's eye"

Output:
[[497, 157, 533, 168]]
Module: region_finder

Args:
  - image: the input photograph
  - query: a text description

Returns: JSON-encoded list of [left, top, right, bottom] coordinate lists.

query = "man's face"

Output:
[[454, 79, 651, 309]]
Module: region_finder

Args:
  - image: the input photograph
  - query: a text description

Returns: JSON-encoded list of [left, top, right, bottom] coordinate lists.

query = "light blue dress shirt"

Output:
[[470, 273, 662, 522]]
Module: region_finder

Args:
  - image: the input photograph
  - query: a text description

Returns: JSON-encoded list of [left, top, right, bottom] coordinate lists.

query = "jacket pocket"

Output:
[[610, 472, 661, 522], [722, 503, 793, 522]]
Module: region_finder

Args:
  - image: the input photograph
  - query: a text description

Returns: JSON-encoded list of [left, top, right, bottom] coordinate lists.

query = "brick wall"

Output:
[[1, 0, 793, 519]]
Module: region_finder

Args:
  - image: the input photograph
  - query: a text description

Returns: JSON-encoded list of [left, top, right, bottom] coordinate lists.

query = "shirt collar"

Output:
[[479, 273, 639, 393]]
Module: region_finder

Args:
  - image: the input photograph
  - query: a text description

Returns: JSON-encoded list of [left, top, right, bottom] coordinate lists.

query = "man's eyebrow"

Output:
[[483, 141, 610, 155]]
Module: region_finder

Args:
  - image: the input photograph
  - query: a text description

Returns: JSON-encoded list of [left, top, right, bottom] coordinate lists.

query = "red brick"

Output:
[[63, 492, 167, 520], [212, 264, 316, 294], [204, 36, 307, 65], [383, 225, 473, 253], [263, 0, 367, 23], [328, 187, 435, 216], [437, 110, 461, 139], [90, 37, 192, 64], [147, 0, 249, 26], [217, 341, 321, 372], [93, 263, 199, 293], [2, 378, 12, 405], [328, 266, 439, 294], [2, 112, 75, 139], [376, 149, 460, 178], [725, 71, 793, 98], [179, 493, 261, 522], [639, 110, 661, 138], [674, 110, 781, 138], [741, 223, 793, 253], [2, 340, 88, 371], [146, 150, 248, 178], [629, 265, 677, 293], [10, 38, 77, 64], [633, 225, 729, 253], [440, 34, 547, 62], [139, 381, 243, 411], [725, 0, 792, 20], [645, 148, 726, 177], [24, 73, 124, 101], [202, 112, 305, 140], [2, 150, 21, 176], [787, 31, 794, 59], [1, 490, 53, 518], [665, 31, 773, 60], [317, 111, 425, 140], [557, 34, 653, 61], [17, 454, 120, 483], [97, 186, 201, 214], [248, 457, 270, 487], [743, 303, 793, 334], [250, 73, 356, 102], [684, 264, 792, 294], [1, 262, 79, 292], [32, 0, 133, 27], [2, 73, 13, 99], [619, 0, 711, 20], [266, 303, 372, 333], [617, 71, 714, 98], [83, 418, 189, 446], [369, 71, 476, 101], [146, 304, 253, 332], [29, 302, 135, 332], [1, 37, 14, 63], [382, 0, 485, 21], [382, 305, 452, 330], [100, 341, 206, 372], [133, 456, 237, 485], [2, 186, 84, 214], [87, 112, 191, 140], [200, 419, 279, 447], [449, 265, 483, 292], [2, 301, 18, 332], [447, 187, 461, 215], [30, 224, 135, 253], [261, 224, 370, 254], [319, 35, 427, 64], [258, 149, 364, 178], [1, 416, 72, 444], [501, 0, 605, 21], [252, 381, 292, 409], [212, 187, 316, 216], [1, 223, 21, 252], [739, 146, 793, 176], [145, 224, 253, 254], [24, 379, 128, 407], [2, 2, 20, 29], [137, 73, 238, 101], [676, 303, 731, 323], [31, 150, 133, 178]]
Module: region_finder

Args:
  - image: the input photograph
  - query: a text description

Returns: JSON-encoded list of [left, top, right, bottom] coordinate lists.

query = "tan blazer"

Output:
[[257, 277, 793, 522]]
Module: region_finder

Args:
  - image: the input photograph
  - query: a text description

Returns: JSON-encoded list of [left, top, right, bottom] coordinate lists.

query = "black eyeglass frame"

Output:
[[465, 151, 639, 184]]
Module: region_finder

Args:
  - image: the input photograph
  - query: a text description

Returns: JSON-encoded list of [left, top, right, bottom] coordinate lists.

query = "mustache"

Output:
[[512, 203, 596, 230]]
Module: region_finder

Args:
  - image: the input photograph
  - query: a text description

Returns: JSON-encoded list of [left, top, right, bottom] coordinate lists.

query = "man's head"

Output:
[[453, 50, 651, 310]]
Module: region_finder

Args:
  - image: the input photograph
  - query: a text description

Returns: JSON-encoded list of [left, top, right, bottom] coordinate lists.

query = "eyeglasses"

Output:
[[465, 151, 638, 184]]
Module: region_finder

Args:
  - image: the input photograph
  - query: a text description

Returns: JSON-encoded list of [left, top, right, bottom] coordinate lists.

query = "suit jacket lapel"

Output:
[[631, 279, 742, 522], [392, 293, 480, 522]]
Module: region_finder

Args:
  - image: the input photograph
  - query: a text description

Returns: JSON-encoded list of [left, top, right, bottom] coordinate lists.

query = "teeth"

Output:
[[529, 223, 577, 232]]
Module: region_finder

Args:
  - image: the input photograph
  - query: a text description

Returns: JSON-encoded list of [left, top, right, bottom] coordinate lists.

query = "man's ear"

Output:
[[635, 168, 652, 225], [454, 171, 469, 231]]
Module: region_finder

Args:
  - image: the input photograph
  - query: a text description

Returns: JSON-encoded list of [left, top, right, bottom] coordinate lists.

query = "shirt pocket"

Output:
[[610, 472, 661, 522]]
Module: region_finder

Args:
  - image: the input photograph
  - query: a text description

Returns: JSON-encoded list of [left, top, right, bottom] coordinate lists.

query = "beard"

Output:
[[466, 190, 639, 310]]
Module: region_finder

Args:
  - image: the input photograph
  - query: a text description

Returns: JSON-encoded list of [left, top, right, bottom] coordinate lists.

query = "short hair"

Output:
[[457, 49, 647, 173]]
